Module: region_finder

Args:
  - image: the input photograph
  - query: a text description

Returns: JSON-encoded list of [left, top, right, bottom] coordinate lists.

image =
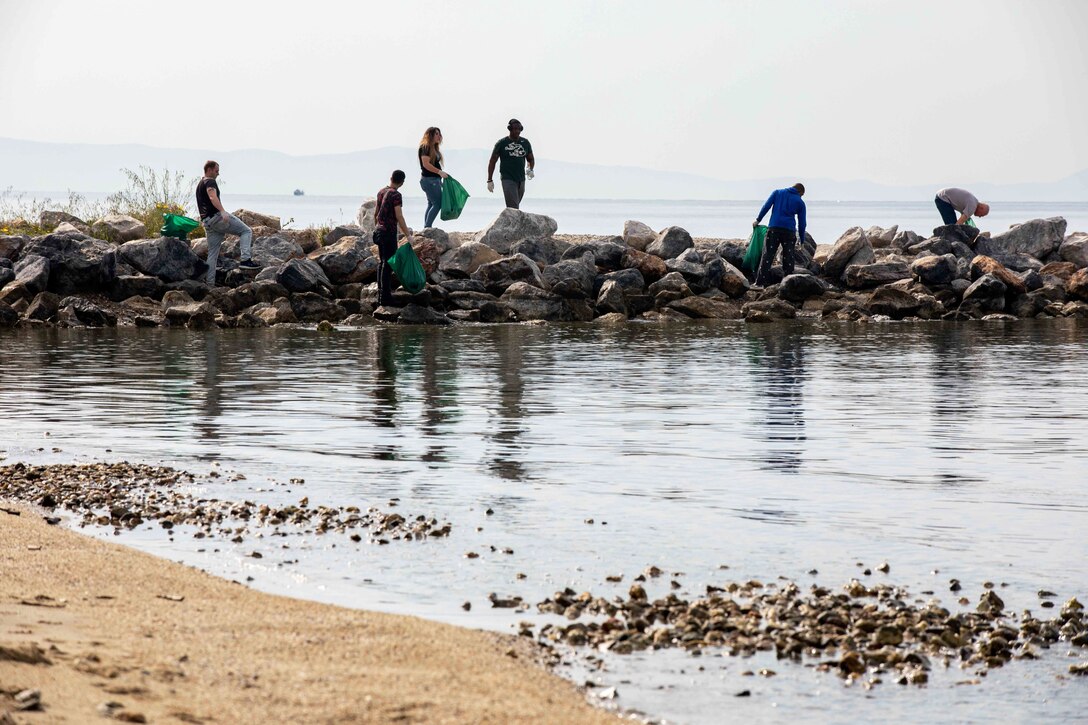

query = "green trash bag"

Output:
[[387, 242, 427, 294], [440, 176, 470, 221], [742, 225, 768, 273], [160, 213, 200, 240], [966, 217, 978, 228]]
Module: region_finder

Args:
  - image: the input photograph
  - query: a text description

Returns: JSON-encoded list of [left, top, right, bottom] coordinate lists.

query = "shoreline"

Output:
[[0, 500, 618, 723]]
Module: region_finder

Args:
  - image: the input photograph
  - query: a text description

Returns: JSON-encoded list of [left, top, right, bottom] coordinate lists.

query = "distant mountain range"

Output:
[[2, 137, 1085, 202]]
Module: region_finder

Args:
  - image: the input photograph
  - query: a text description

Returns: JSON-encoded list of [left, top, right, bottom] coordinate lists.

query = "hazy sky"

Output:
[[2, 0, 1086, 185]]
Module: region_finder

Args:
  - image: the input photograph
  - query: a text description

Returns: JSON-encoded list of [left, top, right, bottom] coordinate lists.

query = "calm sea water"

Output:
[[1, 322, 1087, 723], [24, 192, 1088, 243]]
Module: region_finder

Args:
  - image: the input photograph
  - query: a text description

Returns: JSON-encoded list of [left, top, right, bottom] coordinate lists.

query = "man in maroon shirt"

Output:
[[373, 170, 413, 306]]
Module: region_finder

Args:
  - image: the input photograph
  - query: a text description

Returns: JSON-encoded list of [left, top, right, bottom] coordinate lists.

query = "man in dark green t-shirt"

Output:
[[487, 118, 535, 209]]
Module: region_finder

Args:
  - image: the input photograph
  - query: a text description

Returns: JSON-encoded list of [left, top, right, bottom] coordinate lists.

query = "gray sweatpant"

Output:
[[501, 179, 525, 209]]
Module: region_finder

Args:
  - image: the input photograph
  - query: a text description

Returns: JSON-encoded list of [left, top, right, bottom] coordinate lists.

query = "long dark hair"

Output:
[[418, 127, 443, 166]]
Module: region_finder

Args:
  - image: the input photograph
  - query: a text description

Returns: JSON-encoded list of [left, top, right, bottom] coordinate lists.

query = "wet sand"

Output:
[[0, 503, 617, 723]]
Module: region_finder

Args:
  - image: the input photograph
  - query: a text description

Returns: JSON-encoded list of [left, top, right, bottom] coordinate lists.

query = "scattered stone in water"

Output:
[[461, 601, 471, 611], [485, 508, 494, 515], [735, 690, 751, 697], [950, 579, 962, 592], [877, 562, 890, 573], [465, 552, 479, 559], [1039, 590, 1057, 598]]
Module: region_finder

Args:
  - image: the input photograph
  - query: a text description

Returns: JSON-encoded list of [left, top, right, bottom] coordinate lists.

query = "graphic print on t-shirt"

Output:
[[503, 141, 527, 157]]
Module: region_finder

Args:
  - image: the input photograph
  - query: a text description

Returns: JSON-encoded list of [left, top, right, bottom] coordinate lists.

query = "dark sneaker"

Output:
[[238, 258, 260, 269]]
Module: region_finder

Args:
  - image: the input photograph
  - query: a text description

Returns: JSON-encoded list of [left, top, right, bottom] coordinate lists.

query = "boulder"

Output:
[[623, 220, 657, 251], [91, 214, 146, 243], [665, 257, 713, 293], [309, 236, 374, 284], [891, 230, 923, 251], [246, 236, 305, 267], [970, 255, 1026, 295], [164, 301, 217, 328], [823, 227, 874, 280], [596, 279, 628, 316], [597, 267, 646, 298], [1020, 269, 1044, 292], [0, 267, 12, 288], [277, 228, 321, 254], [110, 275, 166, 302], [412, 239, 442, 276], [931, 224, 980, 246], [1040, 261, 1078, 281], [622, 247, 668, 283], [509, 237, 569, 267], [910, 254, 959, 286], [277, 258, 333, 294], [448, 290, 500, 310], [475, 209, 558, 254], [439, 241, 501, 277], [1067, 269, 1088, 302], [440, 279, 487, 294], [117, 236, 203, 282], [648, 272, 692, 305], [646, 226, 693, 260], [0, 235, 28, 261], [397, 303, 450, 325], [1059, 232, 1088, 269], [500, 281, 572, 321], [24, 292, 61, 322], [40, 210, 87, 231], [977, 217, 1067, 260], [779, 273, 826, 302], [962, 273, 1007, 309], [865, 225, 898, 248], [471, 254, 544, 295], [717, 258, 749, 298], [667, 296, 742, 319], [416, 227, 452, 253], [742, 298, 797, 322], [355, 199, 377, 236], [541, 253, 596, 299], [60, 296, 116, 327], [988, 253, 1043, 272], [21, 234, 116, 294], [907, 236, 953, 258], [843, 261, 911, 289], [13, 254, 51, 294], [325, 224, 366, 246], [0, 301, 18, 327], [562, 240, 626, 271], [865, 287, 921, 319], [232, 209, 281, 230], [290, 292, 346, 322]]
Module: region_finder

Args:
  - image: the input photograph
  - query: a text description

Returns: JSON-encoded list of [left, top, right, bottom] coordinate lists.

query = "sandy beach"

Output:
[[0, 503, 618, 723]]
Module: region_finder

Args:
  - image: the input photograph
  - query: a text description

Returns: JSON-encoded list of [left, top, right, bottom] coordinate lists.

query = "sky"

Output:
[[1, 0, 1086, 186]]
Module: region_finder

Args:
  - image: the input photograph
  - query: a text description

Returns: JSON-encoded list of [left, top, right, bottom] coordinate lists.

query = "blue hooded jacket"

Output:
[[756, 187, 807, 241]]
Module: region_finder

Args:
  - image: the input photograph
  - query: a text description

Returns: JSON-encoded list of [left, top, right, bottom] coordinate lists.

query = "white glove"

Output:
[[487, 180, 494, 193], [526, 168, 535, 180]]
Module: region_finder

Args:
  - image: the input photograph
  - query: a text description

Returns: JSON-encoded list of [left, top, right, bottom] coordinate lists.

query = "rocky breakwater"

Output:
[[1, 207, 1086, 329]]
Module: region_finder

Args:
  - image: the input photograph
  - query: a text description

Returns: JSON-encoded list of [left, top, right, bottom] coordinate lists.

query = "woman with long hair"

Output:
[[418, 127, 448, 228]]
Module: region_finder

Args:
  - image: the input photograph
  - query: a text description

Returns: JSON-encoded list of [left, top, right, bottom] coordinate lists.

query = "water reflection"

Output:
[[486, 326, 529, 481], [748, 327, 807, 473]]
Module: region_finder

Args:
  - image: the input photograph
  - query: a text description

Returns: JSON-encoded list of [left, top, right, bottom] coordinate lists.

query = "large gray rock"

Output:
[[666, 257, 713, 293], [622, 247, 668, 283], [865, 287, 921, 319], [865, 225, 899, 249], [290, 292, 346, 322], [91, 214, 146, 243], [277, 258, 333, 294], [962, 273, 1007, 304], [717, 258, 750, 298], [59, 296, 117, 327], [667, 296, 742, 319], [1067, 269, 1088, 301], [970, 255, 1027, 295], [439, 241, 501, 277], [0, 235, 28, 261], [40, 210, 87, 231], [475, 209, 558, 254], [118, 237, 202, 282], [648, 272, 692, 304], [22, 233, 116, 294], [779, 273, 826, 302], [164, 301, 217, 329], [623, 220, 657, 251], [355, 199, 377, 236], [509, 237, 569, 267], [541, 253, 596, 299], [110, 274, 166, 302], [416, 227, 452, 253], [0, 267, 12, 288], [977, 217, 1067, 260], [1059, 232, 1088, 269], [232, 209, 280, 230], [396, 303, 450, 326], [471, 253, 544, 295], [742, 298, 797, 322], [500, 281, 572, 321], [324, 224, 366, 246], [931, 224, 980, 246], [0, 300, 17, 327], [24, 291, 61, 322], [891, 230, 922, 250], [562, 239, 626, 271], [910, 254, 959, 286], [309, 236, 374, 284], [823, 227, 874, 279], [13, 254, 51, 294], [646, 226, 693, 260], [596, 279, 628, 316], [843, 261, 911, 289], [245, 235, 305, 267], [597, 268, 646, 298]]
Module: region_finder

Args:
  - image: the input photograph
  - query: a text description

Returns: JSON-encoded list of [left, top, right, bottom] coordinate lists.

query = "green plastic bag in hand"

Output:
[[387, 242, 427, 294], [742, 225, 768, 273], [440, 176, 470, 221], [161, 213, 200, 240]]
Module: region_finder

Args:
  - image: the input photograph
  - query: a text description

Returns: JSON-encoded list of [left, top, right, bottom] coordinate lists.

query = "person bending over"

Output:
[[196, 160, 258, 285], [373, 170, 413, 307], [487, 119, 535, 209], [935, 187, 990, 225], [753, 183, 807, 287]]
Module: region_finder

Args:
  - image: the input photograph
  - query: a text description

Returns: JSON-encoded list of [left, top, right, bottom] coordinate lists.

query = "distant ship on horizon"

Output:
[[293, 189, 305, 196]]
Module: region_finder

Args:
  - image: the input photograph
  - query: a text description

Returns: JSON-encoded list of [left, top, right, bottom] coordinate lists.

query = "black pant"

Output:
[[374, 227, 398, 305], [756, 227, 796, 285], [935, 195, 958, 225]]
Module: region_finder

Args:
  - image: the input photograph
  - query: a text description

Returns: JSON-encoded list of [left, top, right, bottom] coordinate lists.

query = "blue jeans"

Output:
[[203, 212, 252, 284], [935, 195, 958, 225], [420, 176, 442, 228]]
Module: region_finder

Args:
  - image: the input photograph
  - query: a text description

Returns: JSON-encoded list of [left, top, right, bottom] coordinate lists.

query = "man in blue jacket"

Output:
[[753, 183, 807, 287]]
